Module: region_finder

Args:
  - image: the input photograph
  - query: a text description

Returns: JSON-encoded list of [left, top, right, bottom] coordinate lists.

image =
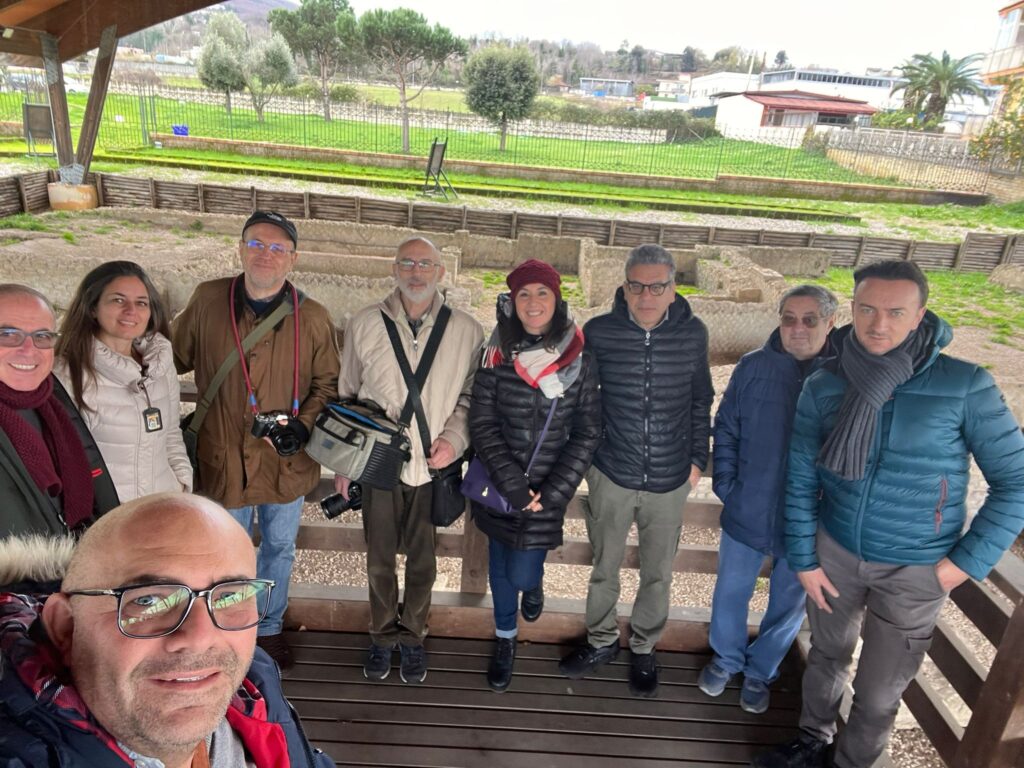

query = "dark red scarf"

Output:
[[0, 377, 94, 529]]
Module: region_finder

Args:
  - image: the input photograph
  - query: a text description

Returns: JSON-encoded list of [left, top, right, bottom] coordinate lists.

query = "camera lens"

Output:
[[272, 430, 301, 456], [320, 493, 348, 519]]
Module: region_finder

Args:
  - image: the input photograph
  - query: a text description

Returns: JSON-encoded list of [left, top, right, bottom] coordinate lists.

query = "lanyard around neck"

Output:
[[228, 275, 301, 418]]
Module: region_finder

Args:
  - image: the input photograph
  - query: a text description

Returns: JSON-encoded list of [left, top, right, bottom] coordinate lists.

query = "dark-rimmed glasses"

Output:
[[780, 314, 823, 328], [242, 239, 294, 257], [0, 327, 61, 349], [396, 258, 440, 272], [625, 280, 672, 296], [65, 579, 274, 639]]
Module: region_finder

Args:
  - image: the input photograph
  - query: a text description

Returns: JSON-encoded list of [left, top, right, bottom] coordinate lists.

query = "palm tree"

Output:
[[891, 51, 988, 124]]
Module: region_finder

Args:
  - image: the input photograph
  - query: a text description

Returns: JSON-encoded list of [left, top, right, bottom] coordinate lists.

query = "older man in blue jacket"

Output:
[[699, 284, 837, 715], [754, 260, 1024, 768]]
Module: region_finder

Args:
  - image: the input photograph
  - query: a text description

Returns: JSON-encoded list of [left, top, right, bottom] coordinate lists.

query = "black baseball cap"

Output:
[[242, 210, 298, 247]]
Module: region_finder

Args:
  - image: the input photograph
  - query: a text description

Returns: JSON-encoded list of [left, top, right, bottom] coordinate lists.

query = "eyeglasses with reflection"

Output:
[[242, 239, 294, 257], [0, 327, 61, 349], [625, 280, 672, 296], [65, 579, 274, 639], [780, 314, 823, 328], [395, 258, 440, 272]]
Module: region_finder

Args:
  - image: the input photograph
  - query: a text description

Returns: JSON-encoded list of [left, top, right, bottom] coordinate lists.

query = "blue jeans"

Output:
[[227, 496, 304, 636], [488, 538, 547, 638], [709, 529, 807, 684]]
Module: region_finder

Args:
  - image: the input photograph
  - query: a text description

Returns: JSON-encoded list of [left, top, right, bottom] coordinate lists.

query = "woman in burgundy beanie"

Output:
[[469, 258, 602, 692]]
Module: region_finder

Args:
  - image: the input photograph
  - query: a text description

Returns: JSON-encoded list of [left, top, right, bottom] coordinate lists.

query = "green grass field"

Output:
[[0, 90, 895, 185]]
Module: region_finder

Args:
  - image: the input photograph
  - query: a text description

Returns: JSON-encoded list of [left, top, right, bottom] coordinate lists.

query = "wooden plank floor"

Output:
[[282, 631, 802, 767]]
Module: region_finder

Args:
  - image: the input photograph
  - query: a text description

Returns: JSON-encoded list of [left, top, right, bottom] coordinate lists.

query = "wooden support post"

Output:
[[149, 178, 157, 208], [808, 232, 817, 247], [75, 25, 116, 179], [94, 173, 104, 207], [657, 224, 665, 246], [757, 229, 766, 245], [607, 219, 616, 246], [854, 236, 868, 266], [511, 211, 518, 239], [461, 205, 468, 230], [556, 214, 563, 237], [303, 191, 311, 219], [707, 226, 716, 245], [906, 240, 918, 263], [953, 234, 971, 272], [197, 183, 206, 213], [407, 200, 414, 228], [460, 516, 490, 595], [952, 599, 1024, 768], [15, 176, 29, 213], [354, 196, 361, 223], [41, 34, 76, 182], [250, 186, 257, 211], [998, 235, 1016, 266]]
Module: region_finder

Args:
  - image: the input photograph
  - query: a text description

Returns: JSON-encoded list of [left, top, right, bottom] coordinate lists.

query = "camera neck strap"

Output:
[[229, 274, 303, 419], [381, 305, 452, 468]]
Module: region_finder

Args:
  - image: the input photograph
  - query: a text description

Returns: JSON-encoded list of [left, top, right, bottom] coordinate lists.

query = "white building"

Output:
[[714, 90, 876, 144], [689, 71, 758, 108]]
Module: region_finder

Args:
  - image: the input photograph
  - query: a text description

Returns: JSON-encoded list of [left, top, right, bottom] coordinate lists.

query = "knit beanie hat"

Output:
[[507, 259, 561, 297]]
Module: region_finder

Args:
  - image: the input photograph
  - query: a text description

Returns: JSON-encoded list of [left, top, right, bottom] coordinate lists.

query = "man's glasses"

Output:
[[243, 239, 294, 257], [65, 579, 274, 639], [780, 315, 823, 328], [0, 327, 61, 349], [625, 280, 672, 296], [396, 258, 440, 272]]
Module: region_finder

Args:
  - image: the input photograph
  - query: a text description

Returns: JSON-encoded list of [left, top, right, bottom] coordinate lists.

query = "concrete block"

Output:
[[991, 264, 1024, 293]]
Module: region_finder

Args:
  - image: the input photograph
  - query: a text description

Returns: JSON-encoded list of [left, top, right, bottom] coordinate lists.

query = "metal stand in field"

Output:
[[22, 103, 56, 158], [422, 138, 457, 199]]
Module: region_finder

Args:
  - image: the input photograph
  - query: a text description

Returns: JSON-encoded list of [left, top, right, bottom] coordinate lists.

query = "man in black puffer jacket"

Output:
[[559, 244, 713, 698]]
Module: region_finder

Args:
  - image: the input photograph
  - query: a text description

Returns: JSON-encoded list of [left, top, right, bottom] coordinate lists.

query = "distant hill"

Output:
[[213, 0, 297, 28]]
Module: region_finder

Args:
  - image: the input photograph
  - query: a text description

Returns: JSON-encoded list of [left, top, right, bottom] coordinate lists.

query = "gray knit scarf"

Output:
[[818, 323, 934, 480]]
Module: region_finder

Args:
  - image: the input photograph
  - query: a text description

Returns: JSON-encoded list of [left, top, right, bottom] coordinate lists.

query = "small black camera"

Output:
[[251, 412, 301, 456], [321, 483, 362, 519]]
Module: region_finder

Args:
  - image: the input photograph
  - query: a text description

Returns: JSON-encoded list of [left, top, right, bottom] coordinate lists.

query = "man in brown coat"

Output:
[[173, 211, 340, 669]]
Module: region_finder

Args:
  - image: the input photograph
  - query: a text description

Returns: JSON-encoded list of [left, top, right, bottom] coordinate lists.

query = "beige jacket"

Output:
[[338, 288, 483, 487]]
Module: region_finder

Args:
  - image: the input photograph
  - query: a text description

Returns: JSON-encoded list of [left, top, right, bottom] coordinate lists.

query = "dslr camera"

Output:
[[251, 411, 301, 456], [321, 482, 362, 519]]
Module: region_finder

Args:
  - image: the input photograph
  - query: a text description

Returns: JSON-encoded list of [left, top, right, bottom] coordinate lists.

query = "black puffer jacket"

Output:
[[584, 288, 713, 493], [469, 350, 601, 550]]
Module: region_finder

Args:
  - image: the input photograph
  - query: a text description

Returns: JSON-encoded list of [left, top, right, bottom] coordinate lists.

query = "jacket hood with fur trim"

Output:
[[0, 534, 75, 594]]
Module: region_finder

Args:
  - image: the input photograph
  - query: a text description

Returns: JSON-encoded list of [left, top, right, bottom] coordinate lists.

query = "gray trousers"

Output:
[[801, 529, 948, 768], [583, 465, 690, 654]]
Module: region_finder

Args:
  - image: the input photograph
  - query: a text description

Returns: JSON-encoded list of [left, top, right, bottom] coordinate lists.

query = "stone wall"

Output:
[[690, 297, 778, 364], [825, 149, 991, 196], [696, 255, 790, 307], [578, 242, 699, 307], [694, 244, 830, 277], [991, 264, 1024, 293]]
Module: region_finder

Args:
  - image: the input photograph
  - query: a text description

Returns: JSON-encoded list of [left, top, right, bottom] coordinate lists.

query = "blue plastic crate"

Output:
[[171, 124, 189, 136]]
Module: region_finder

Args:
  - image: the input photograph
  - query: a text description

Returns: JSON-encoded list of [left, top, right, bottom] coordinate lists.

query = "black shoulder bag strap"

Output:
[[380, 305, 452, 470], [186, 294, 303, 437]]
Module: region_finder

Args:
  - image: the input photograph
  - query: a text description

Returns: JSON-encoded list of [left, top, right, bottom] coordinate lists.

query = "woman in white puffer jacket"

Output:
[[54, 261, 192, 501]]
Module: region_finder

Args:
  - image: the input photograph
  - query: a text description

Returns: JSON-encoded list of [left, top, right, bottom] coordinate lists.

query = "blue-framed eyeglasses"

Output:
[[65, 579, 275, 639]]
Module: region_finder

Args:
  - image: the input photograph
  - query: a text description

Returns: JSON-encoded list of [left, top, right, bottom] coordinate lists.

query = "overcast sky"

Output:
[[347, 0, 1005, 73]]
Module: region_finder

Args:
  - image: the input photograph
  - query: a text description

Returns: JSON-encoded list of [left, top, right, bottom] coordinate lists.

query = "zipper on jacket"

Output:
[[642, 332, 653, 489], [935, 476, 948, 534]]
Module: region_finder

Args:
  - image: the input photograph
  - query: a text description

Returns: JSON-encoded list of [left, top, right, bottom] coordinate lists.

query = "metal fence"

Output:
[[0, 84, 1011, 191]]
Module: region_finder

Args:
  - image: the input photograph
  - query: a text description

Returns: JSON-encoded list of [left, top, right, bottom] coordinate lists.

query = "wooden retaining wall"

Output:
[[3, 170, 1023, 273]]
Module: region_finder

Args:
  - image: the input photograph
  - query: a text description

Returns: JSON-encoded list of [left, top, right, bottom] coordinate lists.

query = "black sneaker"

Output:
[[399, 643, 428, 684], [750, 734, 830, 768], [363, 643, 392, 681], [521, 585, 544, 622], [558, 642, 620, 679], [629, 651, 659, 697], [256, 633, 294, 672], [487, 637, 517, 692]]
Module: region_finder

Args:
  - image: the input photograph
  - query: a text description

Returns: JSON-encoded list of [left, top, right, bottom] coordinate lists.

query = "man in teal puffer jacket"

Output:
[[753, 260, 1024, 768]]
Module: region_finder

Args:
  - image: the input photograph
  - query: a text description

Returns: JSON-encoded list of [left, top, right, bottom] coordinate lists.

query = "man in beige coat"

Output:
[[335, 236, 482, 684]]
